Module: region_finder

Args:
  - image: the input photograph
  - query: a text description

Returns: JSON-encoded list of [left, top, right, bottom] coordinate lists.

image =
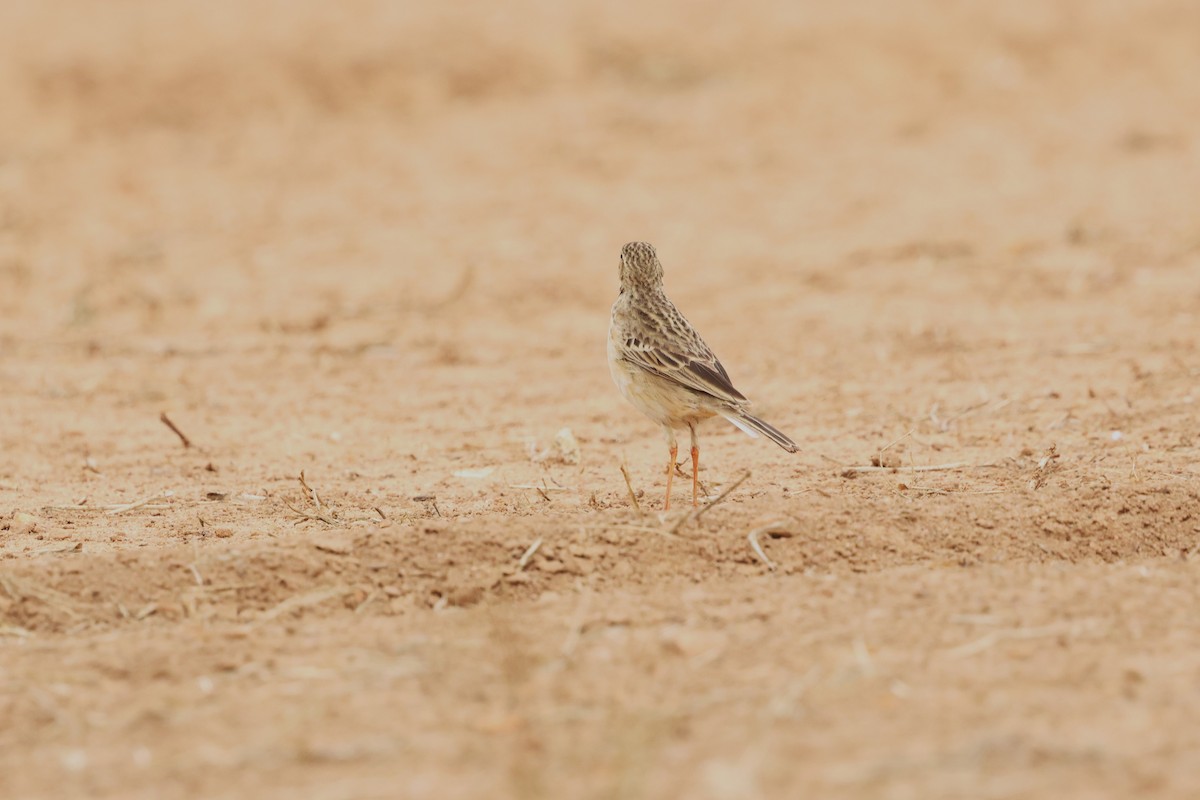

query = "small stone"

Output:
[[9, 512, 39, 536], [553, 427, 580, 464]]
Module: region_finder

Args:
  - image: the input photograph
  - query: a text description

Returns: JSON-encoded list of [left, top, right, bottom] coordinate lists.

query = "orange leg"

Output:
[[664, 444, 677, 510], [691, 446, 699, 507]]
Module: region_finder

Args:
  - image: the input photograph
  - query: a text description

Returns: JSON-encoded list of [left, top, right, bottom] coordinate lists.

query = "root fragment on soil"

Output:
[[747, 520, 790, 571]]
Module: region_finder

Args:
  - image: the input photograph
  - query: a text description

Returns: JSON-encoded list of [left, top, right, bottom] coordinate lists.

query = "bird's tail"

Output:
[[720, 411, 799, 453]]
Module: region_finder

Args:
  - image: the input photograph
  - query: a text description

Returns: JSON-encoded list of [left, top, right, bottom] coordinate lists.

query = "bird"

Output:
[[607, 241, 797, 510]]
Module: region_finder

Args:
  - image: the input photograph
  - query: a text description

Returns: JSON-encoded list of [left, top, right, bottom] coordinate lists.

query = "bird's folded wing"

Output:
[[621, 341, 748, 405]]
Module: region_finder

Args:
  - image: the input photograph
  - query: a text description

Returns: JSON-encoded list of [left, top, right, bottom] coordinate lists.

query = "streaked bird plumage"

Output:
[[608, 241, 797, 509]]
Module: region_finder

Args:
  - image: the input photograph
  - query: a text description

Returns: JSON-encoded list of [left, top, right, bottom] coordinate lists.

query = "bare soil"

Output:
[[2, 2, 1199, 798]]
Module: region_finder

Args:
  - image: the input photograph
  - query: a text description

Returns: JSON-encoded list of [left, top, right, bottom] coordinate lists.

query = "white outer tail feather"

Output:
[[719, 411, 798, 453], [721, 412, 760, 438]]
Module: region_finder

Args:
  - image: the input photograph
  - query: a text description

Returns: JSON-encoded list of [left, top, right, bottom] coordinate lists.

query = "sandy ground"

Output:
[[2, 1, 1200, 797]]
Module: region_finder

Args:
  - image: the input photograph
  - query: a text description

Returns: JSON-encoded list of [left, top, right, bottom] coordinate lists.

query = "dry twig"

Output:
[[619, 463, 642, 514], [668, 470, 751, 535], [159, 412, 192, 448]]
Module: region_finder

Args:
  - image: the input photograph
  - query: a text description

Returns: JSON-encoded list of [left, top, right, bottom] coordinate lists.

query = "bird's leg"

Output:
[[691, 447, 699, 507], [663, 427, 678, 511], [688, 422, 700, 507], [664, 444, 677, 511]]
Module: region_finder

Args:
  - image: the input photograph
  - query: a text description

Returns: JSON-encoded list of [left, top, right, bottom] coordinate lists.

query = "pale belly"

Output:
[[607, 328, 716, 429]]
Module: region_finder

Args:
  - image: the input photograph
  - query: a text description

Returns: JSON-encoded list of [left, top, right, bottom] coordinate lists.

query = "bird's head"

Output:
[[618, 241, 664, 290]]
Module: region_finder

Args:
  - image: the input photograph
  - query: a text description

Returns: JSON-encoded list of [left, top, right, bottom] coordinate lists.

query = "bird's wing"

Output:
[[621, 335, 748, 406]]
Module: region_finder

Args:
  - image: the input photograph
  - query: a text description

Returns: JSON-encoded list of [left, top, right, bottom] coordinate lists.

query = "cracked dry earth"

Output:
[[2, 1, 1200, 798]]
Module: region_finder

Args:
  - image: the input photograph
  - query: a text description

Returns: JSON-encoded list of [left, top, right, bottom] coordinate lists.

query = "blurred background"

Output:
[[2, 0, 1197, 341]]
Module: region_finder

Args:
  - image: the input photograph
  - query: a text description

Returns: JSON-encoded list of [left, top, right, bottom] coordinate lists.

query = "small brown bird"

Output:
[[607, 241, 797, 510]]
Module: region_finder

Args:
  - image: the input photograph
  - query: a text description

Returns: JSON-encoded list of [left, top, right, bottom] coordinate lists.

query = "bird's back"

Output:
[[610, 287, 748, 410]]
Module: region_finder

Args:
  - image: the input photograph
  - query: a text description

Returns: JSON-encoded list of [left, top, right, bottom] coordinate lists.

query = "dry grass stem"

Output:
[[106, 491, 176, 515], [285, 471, 374, 526], [517, 538, 543, 571], [284, 498, 337, 526], [943, 620, 1102, 660], [34, 542, 83, 555], [897, 483, 1006, 495], [877, 428, 915, 467], [258, 586, 354, 624], [840, 462, 995, 477], [43, 498, 170, 512]]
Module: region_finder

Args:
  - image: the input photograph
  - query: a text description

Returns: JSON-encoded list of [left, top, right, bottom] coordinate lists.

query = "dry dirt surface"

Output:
[[2, 2, 1200, 798]]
